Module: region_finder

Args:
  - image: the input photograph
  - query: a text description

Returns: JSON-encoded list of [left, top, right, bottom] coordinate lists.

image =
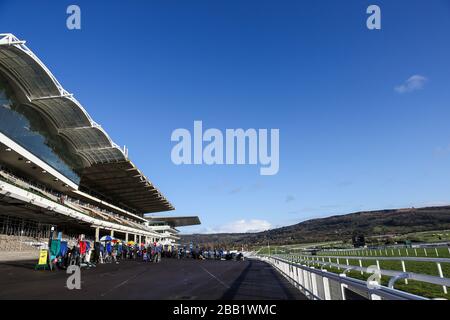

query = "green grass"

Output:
[[255, 241, 343, 255], [258, 246, 450, 259], [396, 230, 450, 243]]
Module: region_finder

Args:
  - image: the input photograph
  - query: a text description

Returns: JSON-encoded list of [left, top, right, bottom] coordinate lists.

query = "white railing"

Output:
[[283, 253, 450, 294], [257, 255, 448, 300]]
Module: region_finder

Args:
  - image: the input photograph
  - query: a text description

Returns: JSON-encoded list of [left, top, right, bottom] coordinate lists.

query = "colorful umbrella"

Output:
[[100, 235, 115, 242]]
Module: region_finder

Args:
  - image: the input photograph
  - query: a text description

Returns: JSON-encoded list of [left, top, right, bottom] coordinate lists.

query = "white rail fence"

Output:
[[286, 253, 450, 294], [257, 255, 450, 300], [318, 246, 450, 258]]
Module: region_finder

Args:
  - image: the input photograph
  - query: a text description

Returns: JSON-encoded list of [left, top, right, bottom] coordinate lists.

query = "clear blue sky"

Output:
[[2, 0, 450, 233]]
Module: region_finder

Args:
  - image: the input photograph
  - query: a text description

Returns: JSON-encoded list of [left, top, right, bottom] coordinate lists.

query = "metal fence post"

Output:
[[295, 266, 301, 289], [303, 267, 310, 296], [339, 273, 348, 300], [370, 291, 382, 300], [298, 266, 304, 288], [436, 262, 448, 294], [310, 267, 319, 298], [401, 260, 408, 284], [322, 269, 332, 300]]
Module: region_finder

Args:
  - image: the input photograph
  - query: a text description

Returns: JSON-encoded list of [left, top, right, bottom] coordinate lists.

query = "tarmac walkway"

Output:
[[0, 258, 306, 300]]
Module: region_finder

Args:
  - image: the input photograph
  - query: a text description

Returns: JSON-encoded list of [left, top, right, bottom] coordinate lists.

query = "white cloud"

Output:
[[199, 219, 272, 234], [395, 75, 428, 94]]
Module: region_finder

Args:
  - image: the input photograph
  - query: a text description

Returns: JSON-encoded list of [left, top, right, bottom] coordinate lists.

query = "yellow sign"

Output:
[[38, 249, 48, 265]]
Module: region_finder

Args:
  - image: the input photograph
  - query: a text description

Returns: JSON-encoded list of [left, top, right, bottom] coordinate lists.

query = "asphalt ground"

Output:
[[0, 258, 306, 300]]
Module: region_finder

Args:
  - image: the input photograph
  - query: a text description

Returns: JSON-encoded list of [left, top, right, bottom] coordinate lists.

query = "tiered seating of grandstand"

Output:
[[0, 169, 59, 202], [0, 167, 151, 233]]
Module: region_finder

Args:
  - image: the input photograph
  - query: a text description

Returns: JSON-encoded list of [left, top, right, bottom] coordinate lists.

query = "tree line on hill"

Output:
[[180, 206, 450, 249]]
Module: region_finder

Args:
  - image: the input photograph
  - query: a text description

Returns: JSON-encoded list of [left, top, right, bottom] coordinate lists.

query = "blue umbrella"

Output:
[[100, 235, 115, 242]]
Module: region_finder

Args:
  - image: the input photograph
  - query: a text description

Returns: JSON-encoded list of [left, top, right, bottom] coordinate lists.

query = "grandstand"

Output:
[[145, 216, 201, 246], [0, 33, 199, 248]]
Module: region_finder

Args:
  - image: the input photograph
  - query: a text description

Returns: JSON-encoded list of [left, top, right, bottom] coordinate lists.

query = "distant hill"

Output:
[[180, 206, 450, 247]]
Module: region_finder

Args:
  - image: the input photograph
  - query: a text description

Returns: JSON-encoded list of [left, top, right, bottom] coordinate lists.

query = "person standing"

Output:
[[156, 243, 162, 263]]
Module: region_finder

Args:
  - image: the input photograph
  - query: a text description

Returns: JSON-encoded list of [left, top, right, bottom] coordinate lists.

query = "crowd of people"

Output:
[[177, 246, 244, 261], [97, 240, 167, 264], [47, 235, 175, 270], [42, 232, 244, 271]]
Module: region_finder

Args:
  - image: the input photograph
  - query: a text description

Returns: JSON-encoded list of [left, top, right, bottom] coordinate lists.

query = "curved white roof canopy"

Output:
[[0, 33, 124, 164], [0, 34, 174, 214]]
